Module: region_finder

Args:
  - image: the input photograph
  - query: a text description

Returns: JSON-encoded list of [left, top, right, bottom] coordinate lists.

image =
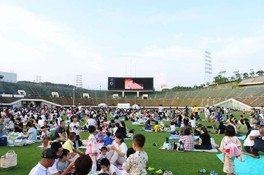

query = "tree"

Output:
[[229, 76, 236, 81], [249, 69, 255, 77], [213, 74, 229, 84], [242, 72, 249, 79], [233, 71, 241, 81], [256, 70, 264, 76]]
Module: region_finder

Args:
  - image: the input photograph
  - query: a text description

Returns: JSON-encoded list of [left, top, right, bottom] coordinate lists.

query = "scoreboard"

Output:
[[108, 77, 154, 91]]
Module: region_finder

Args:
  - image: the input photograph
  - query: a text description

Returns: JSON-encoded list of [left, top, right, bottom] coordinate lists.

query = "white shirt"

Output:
[[38, 119, 44, 128], [29, 162, 50, 175], [69, 122, 80, 135], [158, 106, 163, 113], [170, 125, 176, 132], [87, 118, 97, 127], [190, 118, 196, 128], [123, 151, 148, 175], [100, 164, 122, 175], [110, 141, 128, 158], [48, 159, 59, 174], [244, 129, 260, 147]]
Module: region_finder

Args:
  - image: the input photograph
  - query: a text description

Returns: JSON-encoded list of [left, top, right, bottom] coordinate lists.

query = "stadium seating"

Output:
[[1, 81, 264, 107]]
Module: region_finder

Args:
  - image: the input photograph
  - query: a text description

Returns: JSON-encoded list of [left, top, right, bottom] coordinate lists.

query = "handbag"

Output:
[[0, 150, 17, 169], [224, 137, 241, 158], [254, 138, 264, 152]]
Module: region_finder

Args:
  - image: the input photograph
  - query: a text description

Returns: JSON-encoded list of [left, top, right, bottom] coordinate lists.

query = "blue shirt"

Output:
[[102, 136, 113, 146], [28, 127, 37, 142]]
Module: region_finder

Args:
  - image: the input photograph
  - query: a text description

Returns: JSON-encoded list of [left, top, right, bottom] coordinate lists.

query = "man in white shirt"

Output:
[[243, 124, 264, 158], [29, 148, 57, 175]]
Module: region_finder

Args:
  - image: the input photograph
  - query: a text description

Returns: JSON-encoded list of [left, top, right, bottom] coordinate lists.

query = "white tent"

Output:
[[98, 103, 108, 108], [132, 104, 140, 109]]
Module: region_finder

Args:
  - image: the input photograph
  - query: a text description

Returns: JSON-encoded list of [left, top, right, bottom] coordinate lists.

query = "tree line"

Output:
[[213, 69, 264, 85]]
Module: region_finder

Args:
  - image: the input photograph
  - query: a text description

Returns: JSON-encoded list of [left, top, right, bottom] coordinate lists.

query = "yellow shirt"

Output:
[[153, 124, 161, 132], [194, 107, 198, 113], [62, 139, 74, 153]]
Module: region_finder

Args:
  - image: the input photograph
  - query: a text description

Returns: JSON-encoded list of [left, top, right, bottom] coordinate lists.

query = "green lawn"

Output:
[[0, 112, 257, 175]]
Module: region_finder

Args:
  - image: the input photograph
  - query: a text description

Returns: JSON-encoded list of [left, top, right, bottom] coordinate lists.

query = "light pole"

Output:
[[73, 86, 76, 107]]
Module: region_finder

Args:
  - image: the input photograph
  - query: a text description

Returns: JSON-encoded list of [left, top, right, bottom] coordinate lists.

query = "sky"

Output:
[[1, 0, 264, 90]]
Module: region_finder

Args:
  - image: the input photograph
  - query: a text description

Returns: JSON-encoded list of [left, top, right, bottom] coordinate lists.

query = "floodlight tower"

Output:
[[204, 51, 212, 85], [75, 75, 83, 88]]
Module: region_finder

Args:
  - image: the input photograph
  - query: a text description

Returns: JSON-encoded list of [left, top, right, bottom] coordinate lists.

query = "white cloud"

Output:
[[1, 3, 264, 90], [0, 3, 103, 87]]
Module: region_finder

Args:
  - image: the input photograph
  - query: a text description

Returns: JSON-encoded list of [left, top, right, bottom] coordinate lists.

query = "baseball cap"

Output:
[[41, 148, 57, 159]]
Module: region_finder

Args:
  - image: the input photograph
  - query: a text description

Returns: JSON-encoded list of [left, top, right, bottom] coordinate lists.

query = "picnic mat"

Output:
[[132, 121, 144, 125], [124, 137, 133, 140], [193, 148, 218, 153], [159, 147, 218, 152], [216, 154, 264, 175], [237, 135, 246, 140], [169, 135, 199, 140]]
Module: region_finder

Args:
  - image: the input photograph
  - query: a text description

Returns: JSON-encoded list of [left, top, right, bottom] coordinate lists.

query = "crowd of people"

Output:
[[0, 106, 149, 175], [0, 105, 264, 175]]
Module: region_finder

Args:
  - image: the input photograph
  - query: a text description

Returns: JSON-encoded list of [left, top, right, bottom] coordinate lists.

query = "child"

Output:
[[97, 126, 104, 143], [62, 132, 83, 157], [98, 147, 108, 160], [102, 131, 113, 147], [123, 134, 148, 175], [219, 125, 243, 175], [69, 115, 81, 149], [153, 121, 161, 132], [56, 149, 71, 174], [100, 158, 122, 175], [97, 147, 108, 171], [85, 125, 99, 172]]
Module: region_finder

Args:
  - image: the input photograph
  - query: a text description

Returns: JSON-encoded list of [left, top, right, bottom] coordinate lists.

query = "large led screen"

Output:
[[108, 77, 153, 90]]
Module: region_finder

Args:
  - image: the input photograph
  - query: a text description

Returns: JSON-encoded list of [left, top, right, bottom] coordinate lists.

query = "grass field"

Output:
[[0, 112, 259, 175]]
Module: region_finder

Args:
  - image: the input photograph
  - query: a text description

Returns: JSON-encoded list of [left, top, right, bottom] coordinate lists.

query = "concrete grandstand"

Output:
[[1, 80, 264, 110]]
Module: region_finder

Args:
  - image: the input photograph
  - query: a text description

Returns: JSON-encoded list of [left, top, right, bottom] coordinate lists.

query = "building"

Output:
[[0, 71, 17, 83]]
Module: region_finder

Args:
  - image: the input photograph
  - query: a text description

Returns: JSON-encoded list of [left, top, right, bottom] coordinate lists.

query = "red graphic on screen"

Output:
[[125, 78, 144, 89]]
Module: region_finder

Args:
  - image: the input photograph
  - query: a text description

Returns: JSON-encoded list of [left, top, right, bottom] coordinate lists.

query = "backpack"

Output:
[[224, 137, 241, 158]]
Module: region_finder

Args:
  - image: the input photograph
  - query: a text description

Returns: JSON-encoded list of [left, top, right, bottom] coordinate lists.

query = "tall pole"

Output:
[[204, 51, 212, 85], [73, 86, 75, 107]]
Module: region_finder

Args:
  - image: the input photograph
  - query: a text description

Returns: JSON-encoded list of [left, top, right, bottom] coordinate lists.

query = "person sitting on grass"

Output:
[[243, 123, 264, 158], [194, 126, 212, 150], [144, 114, 153, 130], [123, 134, 148, 175], [107, 133, 128, 165], [179, 127, 194, 151], [63, 132, 83, 157], [99, 158, 122, 175], [56, 149, 72, 174], [29, 148, 58, 175], [23, 122, 37, 142], [214, 121, 225, 135], [102, 131, 113, 147], [153, 121, 161, 132], [53, 120, 66, 142], [14, 117, 23, 132]]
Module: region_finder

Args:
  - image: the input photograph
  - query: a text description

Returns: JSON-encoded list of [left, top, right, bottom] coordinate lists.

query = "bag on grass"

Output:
[[0, 137, 7, 146], [0, 150, 17, 169]]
